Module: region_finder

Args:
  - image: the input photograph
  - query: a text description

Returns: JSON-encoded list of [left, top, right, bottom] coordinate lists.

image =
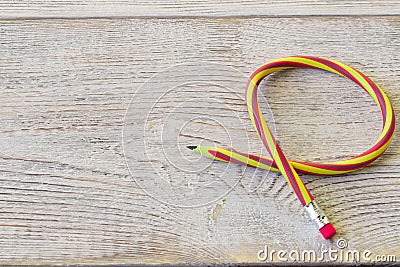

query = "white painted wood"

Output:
[[0, 0, 400, 19], [0, 16, 399, 265]]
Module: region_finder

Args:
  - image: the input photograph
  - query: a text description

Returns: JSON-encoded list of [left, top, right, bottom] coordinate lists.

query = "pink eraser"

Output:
[[319, 223, 336, 239]]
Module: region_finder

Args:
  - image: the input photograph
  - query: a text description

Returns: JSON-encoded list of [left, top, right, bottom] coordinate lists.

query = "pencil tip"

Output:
[[187, 145, 197, 150]]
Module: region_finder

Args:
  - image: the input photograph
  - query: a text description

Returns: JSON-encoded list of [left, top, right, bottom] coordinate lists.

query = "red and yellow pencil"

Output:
[[188, 56, 395, 239]]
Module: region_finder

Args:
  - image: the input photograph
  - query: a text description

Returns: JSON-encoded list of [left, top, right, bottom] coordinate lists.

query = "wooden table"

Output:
[[0, 1, 399, 265]]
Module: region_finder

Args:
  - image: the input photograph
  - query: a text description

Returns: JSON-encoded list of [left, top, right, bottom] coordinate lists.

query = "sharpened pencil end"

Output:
[[187, 146, 197, 150]]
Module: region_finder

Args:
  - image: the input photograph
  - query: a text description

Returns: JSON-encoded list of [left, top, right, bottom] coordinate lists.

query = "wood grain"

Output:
[[0, 16, 399, 265], [0, 0, 400, 19]]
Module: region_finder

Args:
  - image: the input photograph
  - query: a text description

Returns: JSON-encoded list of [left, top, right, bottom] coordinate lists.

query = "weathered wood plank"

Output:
[[0, 0, 400, 19], [0, 17, 399, 265]]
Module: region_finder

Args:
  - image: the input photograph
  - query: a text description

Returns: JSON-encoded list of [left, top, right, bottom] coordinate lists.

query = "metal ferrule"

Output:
[[304, 201, 330, 229]]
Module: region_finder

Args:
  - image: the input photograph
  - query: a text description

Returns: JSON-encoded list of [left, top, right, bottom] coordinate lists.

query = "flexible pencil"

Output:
[[188, 56, 395, 239]]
